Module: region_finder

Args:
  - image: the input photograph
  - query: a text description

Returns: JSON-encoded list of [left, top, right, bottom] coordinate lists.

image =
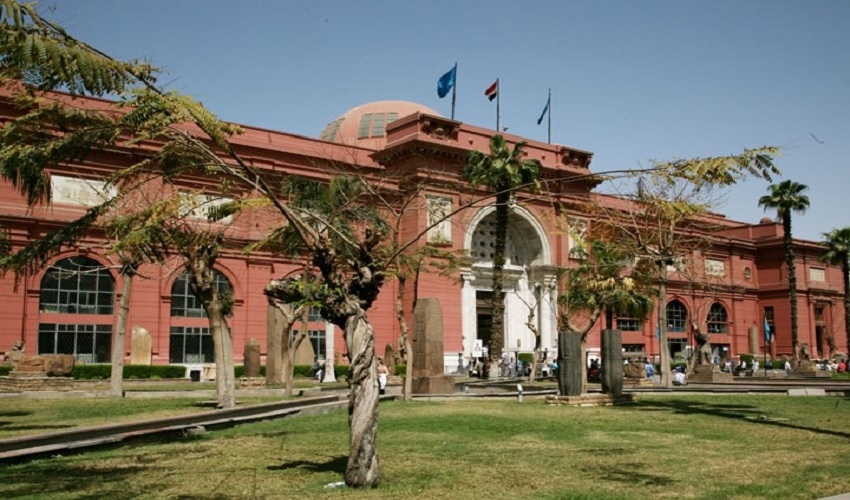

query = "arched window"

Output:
[[38, 256, 114, 362], [706, 302, 728, 334], [169, 270, 233, 364], [40, 256, 114, 315], [666, 300, 688, 332]]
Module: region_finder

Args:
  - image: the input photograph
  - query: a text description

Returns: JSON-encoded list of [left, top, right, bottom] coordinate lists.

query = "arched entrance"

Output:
[[460, 205, 556, 367]]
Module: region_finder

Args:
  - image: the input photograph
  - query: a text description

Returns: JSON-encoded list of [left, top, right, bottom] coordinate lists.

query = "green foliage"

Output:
[[72, 364, 187, 380], [0, 364, 12, 376], [234, 365, 268, 378], [463, 135, 541, 193], [739, 354, 755, 366], [394, 364, 406, 377], [517, 353, 535, 364]]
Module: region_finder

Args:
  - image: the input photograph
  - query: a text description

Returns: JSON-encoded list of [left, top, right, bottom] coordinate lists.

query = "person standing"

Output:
[[377, 358, 389, 395]]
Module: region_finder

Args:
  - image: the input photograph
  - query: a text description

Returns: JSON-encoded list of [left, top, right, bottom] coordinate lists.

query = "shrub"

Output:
[[73, 364, 187, 380], [395, 364, 406, 377], [234, 365, 268, 378], [0, 365, 12, 376], [517, 353, 535, 364]]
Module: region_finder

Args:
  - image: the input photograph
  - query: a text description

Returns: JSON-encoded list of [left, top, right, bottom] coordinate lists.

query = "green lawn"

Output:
[[0, 394, 849, 499]]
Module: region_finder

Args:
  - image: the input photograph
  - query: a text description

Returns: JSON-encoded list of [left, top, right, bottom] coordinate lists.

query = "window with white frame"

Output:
[[706, 302, 728, 334]]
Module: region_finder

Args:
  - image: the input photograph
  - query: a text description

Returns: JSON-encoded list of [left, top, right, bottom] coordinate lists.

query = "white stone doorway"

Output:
[[459, 206, 557, 369]]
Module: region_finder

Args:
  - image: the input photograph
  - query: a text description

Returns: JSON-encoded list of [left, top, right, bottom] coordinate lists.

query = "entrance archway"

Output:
[[460, 205, 556, 368]]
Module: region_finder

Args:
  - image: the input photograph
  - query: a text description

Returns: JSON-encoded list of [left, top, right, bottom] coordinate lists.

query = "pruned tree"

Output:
[[557, 234, 654, 394], [758, 180, 810, 363]]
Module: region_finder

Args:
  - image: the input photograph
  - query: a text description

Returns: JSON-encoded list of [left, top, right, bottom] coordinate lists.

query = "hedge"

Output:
[[73, 364, 187, 380]]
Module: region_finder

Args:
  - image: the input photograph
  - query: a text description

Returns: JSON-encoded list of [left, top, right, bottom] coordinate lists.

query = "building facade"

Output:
[[0, 95, 845, 373]]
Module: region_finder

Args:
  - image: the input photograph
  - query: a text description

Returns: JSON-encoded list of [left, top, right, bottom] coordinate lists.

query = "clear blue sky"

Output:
[[45, 0, 850, 241]]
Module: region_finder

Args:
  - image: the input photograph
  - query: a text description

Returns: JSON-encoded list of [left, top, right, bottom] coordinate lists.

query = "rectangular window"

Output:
[[169, 326, 215, 363], [622, 344, 645, 354], [764, 306, 775, 337], [617, 318, 643, 332], [357, 115, 372, 139], [307, 307, 323, 322], [370, 113, 385, 137], [38, 323, 112, 362], [291, 329, 326, 358]]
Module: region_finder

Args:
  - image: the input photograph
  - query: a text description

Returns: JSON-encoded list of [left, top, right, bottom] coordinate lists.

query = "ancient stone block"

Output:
[[130, 326, 152, 365], [244, 338, 261, 378], [601, 329, 623, 396]]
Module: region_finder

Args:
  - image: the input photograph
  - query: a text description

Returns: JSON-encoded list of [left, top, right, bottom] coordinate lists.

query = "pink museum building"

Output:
[[0, 94, 846, 372]]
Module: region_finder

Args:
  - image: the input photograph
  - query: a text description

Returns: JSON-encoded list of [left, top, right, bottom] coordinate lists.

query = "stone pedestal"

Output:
[[412, 298, 455, 394], [689, 364, 733, 383], [545, 393, 635, 406]]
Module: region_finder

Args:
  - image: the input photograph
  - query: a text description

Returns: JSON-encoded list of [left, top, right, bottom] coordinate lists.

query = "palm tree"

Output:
[[759, 180, 810, 362], [463, 135, 540, 369], [822, 227, 850, 353]]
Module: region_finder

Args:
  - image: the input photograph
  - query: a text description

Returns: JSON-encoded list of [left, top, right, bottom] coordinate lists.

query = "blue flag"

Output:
[[764, 318, 772, 343], [437, 65, 456, 98], [537, 96, 550, 125]]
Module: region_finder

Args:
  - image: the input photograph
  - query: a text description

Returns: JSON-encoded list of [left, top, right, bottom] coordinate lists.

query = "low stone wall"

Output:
[[236, 377, 266, 389], [0, 373, 75, 392], [623, 378, 654, 388], [545, 393, 635, 407]]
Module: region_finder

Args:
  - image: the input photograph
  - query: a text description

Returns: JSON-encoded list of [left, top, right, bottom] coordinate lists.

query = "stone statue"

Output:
[[3, 341, 26, 366], [800, 343, 811, 361], [695, 331, 712, 365]]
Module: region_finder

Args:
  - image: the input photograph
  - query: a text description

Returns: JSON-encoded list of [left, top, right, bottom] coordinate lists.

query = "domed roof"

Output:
[[319, 101, 441, 149]]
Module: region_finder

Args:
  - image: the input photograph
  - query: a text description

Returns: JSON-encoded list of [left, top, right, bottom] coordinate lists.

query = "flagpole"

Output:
[[495, 78, 500, 132], [547, 88, 552, 144], [451, 62, 457, 120]]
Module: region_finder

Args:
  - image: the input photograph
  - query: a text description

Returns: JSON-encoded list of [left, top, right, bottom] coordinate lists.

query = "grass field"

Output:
[[0, 393, 849, 499]]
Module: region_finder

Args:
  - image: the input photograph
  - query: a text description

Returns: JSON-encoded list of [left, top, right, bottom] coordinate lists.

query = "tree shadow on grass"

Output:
[[0, 423, 75, 431], [628, 398, 850, 440], [580, 462, 675, 487], [0, 411, 31, 418], [0, 463, 160, 499], [267, 455, 347, 474]]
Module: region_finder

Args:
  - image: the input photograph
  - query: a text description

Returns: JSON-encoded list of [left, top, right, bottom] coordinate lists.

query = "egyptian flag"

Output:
[[484, 79, 498, 101]]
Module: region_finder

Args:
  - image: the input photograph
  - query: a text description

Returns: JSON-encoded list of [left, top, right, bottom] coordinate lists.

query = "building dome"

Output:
[[319, 101, 441, 150]]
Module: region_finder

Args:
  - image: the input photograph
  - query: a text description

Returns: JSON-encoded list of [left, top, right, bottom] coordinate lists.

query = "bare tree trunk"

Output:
[[580, 338, 588, 394], [344, 311, 381, 488], [185, 248, 236, 409], [210, 307, 236, 408], [110, 263, 135, 397], [489, 192, 511, 371], [265, 298, 281, 385], [783, 214, 800, 364], [657, 264, 672, 388], [395, 274, 413, 400]]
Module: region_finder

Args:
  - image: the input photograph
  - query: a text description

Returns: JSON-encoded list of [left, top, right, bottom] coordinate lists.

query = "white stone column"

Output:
[[461, 272, 476, 360], [321, 321, 337, 382], [539, 276, 558, 360]]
